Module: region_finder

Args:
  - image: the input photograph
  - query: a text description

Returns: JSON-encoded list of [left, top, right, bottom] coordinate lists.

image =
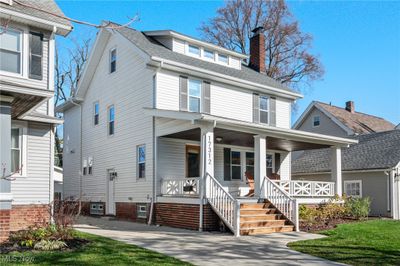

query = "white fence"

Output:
[[274, 180, 335, 197], [161, 178, 200, 196]]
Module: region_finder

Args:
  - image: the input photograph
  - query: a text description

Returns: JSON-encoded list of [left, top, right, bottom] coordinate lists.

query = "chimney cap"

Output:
[[251, 26, 264, 35]]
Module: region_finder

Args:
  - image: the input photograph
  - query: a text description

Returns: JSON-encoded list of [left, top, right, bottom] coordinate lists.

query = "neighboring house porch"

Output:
[[148, 109, 357, 236]]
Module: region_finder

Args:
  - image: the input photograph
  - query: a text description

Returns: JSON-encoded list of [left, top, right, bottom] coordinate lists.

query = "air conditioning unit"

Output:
[[90, 202, 104, 215]]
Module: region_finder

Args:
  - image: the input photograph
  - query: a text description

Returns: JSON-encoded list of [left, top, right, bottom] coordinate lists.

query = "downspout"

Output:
[[70, 98, 82, 214]]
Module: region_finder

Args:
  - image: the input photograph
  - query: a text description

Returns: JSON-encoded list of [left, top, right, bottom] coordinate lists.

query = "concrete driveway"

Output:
[[75, 216, 343, 266]]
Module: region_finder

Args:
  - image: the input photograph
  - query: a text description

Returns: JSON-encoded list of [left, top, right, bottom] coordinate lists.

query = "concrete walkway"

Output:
[[75, 216, 343, 266]]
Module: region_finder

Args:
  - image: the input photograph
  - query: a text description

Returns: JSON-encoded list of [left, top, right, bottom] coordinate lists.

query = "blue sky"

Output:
[[56, 0, 400, 125]]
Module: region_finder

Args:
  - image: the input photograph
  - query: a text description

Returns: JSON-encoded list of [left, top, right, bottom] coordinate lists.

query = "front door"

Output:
[[186, 145, 200, 178], [107, 169, 116, 215]]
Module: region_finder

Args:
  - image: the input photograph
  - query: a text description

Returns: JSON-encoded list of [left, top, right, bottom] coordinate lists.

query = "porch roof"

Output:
[[145, 108, 358, 151]]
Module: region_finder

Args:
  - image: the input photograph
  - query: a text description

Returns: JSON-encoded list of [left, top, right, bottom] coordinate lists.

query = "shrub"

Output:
[[345, 197, 371, 219], [34, 240, 67, 251]]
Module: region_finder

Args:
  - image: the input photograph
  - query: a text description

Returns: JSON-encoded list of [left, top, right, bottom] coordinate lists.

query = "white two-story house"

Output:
[[0, 0, 72, 242], [58, 22, 356, 236]]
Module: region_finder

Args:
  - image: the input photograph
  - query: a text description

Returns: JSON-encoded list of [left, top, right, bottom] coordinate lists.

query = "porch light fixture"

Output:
[[216, 137, 223, 143]]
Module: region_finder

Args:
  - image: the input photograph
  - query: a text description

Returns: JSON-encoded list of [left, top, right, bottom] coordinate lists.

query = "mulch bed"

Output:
[[0, 238, 90, 254], [300, 218, 360, 232]]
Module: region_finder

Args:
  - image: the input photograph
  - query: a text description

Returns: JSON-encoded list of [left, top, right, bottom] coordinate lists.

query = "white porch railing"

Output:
[[205, 173, 240, 237], [161, 178, 200, 196], [261, 176, 298, 231], [274, 180, 335, 197]]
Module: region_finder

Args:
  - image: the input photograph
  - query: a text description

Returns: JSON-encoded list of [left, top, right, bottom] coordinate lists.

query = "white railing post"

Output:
[[293, 199, 299, 232], [235, 200, 241, 237]]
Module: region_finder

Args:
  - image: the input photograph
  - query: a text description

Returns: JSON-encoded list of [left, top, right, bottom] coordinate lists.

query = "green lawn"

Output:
[[0, 231, 191, 266], [288, 220, 400, 266]]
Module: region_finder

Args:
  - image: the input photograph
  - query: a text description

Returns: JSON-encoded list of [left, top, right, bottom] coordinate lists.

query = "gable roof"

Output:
[[292, 130, 400, 174], [0, 0, 72, 35], [115, 25, 299, 96], [293, 101, 395, 135]]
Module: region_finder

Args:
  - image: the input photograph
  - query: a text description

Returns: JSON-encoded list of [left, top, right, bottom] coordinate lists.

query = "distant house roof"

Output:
[[293, 101, 395, 135], [0, 0, 72, 35], [114, 25, 298, 96], [292, 130, 400, 174]]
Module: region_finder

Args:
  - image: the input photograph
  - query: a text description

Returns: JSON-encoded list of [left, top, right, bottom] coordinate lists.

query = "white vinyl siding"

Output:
[[172, 38, 185, 53], [275, 98, 291, 128]]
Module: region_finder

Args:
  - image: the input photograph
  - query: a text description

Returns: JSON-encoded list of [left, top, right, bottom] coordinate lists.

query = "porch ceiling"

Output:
[[164, 128, 330, 152], [0, 91, 45, 119]]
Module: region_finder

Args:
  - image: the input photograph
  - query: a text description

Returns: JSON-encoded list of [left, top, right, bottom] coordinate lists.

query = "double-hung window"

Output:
[[137, 145, 146, 178], [11, 128, 21, 173], [29, 32, 43, 80], [188, 79, 201, 112], [93, 102, 99, 126], [344, 180, 362, 197], [0, 28, 22, 74], [231, 151, 241, 180], [110, 48, 116, 73], [108, 105, 115, 136], [259, 96, 269, 124], [313, 115, 320, 127]]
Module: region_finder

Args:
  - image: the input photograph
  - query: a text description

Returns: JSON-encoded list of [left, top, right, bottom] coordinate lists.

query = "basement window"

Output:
[[137, 204, 147, 218]]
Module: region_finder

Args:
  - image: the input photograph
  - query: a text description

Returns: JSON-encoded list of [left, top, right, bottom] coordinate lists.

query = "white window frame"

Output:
[[109, 48, 117, 73], [137, 204, 147, 218], [313, 115, 320, 127], [203, 49, 215, 61], [187, 79, 202, 113], [344, 180, 362, 198], [0, 26, 23, 76], [10, 121, 27, 177], [188, 44, 200, 57], [259, 95, 270, 125], [230, 150, 242, 181], [107, 105, 115, 136], [218, 53, 229, 64], [93, 101, 99, 126], [137, 144, 146, 179]]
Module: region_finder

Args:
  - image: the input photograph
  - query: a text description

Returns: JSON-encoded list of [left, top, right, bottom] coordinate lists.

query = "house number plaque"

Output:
[[207, 135, 212, 165]]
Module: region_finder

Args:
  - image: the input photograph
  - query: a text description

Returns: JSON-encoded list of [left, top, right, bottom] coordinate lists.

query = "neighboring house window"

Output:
[[245, 152, 254, 177], [110, 48, 116, 73], [218, 54, 228, 64], [11, 128, 21, 173], [188, 44, 200, 56], [344, 180, 362, 197], [313, 115, 320, 127], [204, 49, 214, 59], [0, 28, 22, 74], [266, 154, 274, 177], [88, 156, 93, 175], [188, 79, 201, 112], [82, 159, 87, 176], [29, 32, 43, 80], [108, 105, 115, 135], [231, 151, 241, 180], [137, 145, 146, 178], [259, 96, 269, 124], [93, 102, 99, 125]]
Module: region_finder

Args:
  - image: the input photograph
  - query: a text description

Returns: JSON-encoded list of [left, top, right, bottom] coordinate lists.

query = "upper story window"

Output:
[[188, 79, 202, 112], [0, 28, 22, 74], [110, 48, 116, 73], [344, 180, 362, 197], [108, 105, 115, 135], [137, 144, 146, 178], [29, 32, 43, 80], [11, 128, 21, 173], [313, 115, 320, 127], [188, 44, 200, 56], [204, 49, 214, 59], [93, 102, 99, 126], [259, 96, 269, 124], [218, 54, 228, 64]]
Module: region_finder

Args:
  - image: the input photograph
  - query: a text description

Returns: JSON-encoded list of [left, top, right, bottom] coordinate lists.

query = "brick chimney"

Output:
[[345, 101, 355, 113], [249, 26, 266, 73]]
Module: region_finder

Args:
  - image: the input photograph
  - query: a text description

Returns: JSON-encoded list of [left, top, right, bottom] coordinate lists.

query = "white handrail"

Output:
[[205, 173, 240, 236], [274, 180, 335, 197], [261, 176, 299, 231]]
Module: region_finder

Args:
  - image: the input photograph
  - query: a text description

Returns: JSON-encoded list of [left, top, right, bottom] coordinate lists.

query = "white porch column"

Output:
[[254, 135, 266, 197], [331, 146, 343, 197]]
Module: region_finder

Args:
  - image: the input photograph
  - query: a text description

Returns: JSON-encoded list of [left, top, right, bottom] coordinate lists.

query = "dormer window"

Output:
[[0, 27, 22, 74], [204, 49, 214, 59], [218, 54, 228, 64], [188, 45, 200, 56]]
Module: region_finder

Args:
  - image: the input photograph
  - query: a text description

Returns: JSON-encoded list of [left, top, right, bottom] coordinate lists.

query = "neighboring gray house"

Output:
[[57, 23, 356, 236], [0, 0, 72, 242], [292, 130, 400, 219]]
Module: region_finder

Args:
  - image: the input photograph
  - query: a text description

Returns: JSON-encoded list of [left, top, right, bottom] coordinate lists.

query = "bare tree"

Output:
[[200, 0, 323, 90], [54, 38, 91, 167]]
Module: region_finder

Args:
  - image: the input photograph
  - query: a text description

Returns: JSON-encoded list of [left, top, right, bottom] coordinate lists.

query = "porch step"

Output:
[[240, 202, 272, 209], [240, 214, 283, 221], [240, 225, 294, 235], [240, 208, 277, 215], [240, 219, 287, 228]]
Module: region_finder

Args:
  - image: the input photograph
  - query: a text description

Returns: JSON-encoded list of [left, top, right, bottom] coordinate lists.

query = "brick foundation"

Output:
[[0, 209, 11, 243], [116, 202, 149, 223], [155, 203, 220, 231], [10, 204, 50, 232]]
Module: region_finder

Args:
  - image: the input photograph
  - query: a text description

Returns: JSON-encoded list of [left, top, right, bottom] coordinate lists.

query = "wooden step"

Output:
[[240, 202, 271, 209], [240, 219, 286, 228], [240, 225, 294, 235], [240, 214, 283, 221], [240, 208, 277, 215]]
